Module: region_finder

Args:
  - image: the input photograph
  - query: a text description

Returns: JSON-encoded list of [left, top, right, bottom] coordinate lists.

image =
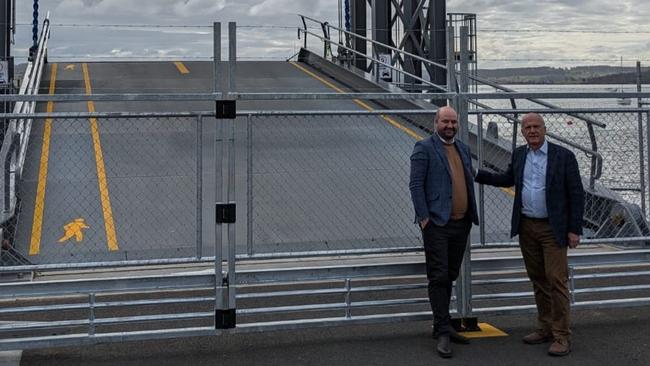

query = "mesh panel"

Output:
[[249, 113, 426, 254], [4, 115, 200, 265]]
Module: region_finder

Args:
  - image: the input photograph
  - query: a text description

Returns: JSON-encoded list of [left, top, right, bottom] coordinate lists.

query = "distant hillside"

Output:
[[477, 66, 650, 84]]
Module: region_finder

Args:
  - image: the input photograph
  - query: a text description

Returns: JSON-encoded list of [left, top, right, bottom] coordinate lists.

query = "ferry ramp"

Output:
[[10, 60, 514, 265]]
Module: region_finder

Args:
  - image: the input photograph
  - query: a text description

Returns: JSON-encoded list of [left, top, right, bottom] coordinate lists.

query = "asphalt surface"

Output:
[[12, 60, 515, 265], [16, 306, 650, 366]]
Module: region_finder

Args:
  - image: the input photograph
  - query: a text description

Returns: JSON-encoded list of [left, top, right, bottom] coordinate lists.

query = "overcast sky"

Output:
[[13, 0, 650, 69]]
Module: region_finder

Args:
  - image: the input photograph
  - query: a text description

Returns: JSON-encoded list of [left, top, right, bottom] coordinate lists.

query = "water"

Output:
[[473, 83, 650, 218], [476, 83, 650, 109]]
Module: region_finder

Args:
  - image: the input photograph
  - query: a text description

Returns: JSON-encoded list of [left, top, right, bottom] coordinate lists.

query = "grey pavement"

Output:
[[15, 306, 650, 365]]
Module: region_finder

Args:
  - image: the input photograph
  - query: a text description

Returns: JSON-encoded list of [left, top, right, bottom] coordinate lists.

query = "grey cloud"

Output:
[[12, 0, 650, 68], [81, 0, 104, 7]]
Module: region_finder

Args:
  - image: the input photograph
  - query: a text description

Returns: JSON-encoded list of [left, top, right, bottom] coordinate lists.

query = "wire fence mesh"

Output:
[[1, 106, 649, 267], [248, 113, 425, 254], [4, 115, 201, 265], [475, 110, 650, 244]]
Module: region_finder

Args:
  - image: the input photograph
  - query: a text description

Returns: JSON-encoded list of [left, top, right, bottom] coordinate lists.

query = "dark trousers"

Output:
[[421, 218, 471, 336], [519, 217, 571, 341]]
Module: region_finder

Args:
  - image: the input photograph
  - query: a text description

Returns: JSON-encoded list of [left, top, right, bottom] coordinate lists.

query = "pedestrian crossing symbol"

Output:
[[58, 218, 89, 243]]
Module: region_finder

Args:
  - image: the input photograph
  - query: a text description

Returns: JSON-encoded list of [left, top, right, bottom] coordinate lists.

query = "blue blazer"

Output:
[[475, 141, 585, 247], [409, 135, 479, 226]]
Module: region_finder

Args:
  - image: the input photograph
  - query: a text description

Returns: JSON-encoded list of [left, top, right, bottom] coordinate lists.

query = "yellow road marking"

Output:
[[57, 218, 89, 243], [174, 61, 190, 74], [64, 64, 75, 71], [29, 63, 58, 255], [290, 62, 424, 140], [82, 63, 119, 251], [290, 61, 516, 197], [460, 323, 509, 338]]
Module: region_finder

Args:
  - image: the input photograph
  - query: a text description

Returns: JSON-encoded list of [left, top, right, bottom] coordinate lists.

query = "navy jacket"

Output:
[[475, 141, 585, 247], [409, 135, 479, 226]]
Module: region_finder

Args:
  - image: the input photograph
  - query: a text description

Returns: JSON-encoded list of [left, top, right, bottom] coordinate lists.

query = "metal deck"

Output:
[[12, 60, 514, 264]]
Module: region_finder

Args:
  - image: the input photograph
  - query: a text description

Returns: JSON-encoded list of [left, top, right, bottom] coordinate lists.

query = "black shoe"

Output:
[[449, 329, 470, 344], [436, 334, 453, 358], [433, 328, 470, 345]]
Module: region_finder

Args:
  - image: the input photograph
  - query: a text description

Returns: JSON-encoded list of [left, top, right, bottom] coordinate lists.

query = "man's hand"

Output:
[[420, 217, 430, 230], [568, 232, 580, 248]]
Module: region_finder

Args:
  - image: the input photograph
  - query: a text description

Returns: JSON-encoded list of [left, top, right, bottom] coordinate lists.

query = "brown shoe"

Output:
[[548, 339, 571, 356], [522, 331, 553, 344]]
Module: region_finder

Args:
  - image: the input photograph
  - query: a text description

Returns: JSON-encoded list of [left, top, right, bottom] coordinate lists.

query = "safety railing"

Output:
[[298, 15, 609, 187], [0, 104, 646, 270], [0, 18, 649, 352], [299, 14, 448, 91], [0, 14, 50, 224], [2, 247, 650, 351], [0, 101, 648, 350]]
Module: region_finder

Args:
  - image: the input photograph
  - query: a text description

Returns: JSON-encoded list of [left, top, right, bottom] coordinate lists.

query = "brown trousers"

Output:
[[519, 217, 571, 341]]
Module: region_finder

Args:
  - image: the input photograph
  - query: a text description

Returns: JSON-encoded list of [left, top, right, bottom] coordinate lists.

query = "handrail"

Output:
[[298, 14, 607, 188], [0, 13, 50, 223], [299, 14, 448, 70], [472, 106, 604, 182], [301, 28, 447, 91], [469, 74, 607, 129]]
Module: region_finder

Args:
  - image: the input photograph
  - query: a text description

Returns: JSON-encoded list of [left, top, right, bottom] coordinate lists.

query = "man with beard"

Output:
[[409, 106, 479, 358]]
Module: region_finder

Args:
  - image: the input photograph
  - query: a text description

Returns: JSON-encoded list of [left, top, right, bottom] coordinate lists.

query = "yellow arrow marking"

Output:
[[57, 218, 90, 243], [82, 63, 119, 251], [65, 64, 75, 71]]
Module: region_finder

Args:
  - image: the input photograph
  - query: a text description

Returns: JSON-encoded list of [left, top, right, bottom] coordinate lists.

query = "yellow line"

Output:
[[29, 63, 58, 255], [461, 322, 509, 338], [290, 61, 516, 196], [290, 62, 424, 141], [82, 63, 119, 252], [173, 61, 190, 74]]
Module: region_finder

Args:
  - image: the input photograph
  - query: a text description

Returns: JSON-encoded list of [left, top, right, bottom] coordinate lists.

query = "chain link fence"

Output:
[[1, 107, 650, 267], [474, 110, 650, 244], [248, 112, 425, 254], [3, 115, 202, 266]]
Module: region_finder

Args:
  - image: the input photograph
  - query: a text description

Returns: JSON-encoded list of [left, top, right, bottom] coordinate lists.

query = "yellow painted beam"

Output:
[[29, 63, 58, 255], [461, 322, 509, 338], [174, 61, 190, 74], [82, 63, 119, 252]]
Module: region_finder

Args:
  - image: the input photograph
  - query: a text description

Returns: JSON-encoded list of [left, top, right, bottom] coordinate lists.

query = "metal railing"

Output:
[[1, 19, 650, 352], [298, 15, 612, 188], [0, 14, 50, 224]]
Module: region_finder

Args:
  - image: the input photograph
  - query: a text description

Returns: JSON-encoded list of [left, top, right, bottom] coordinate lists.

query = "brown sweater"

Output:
[[443, 144, 468, 220]]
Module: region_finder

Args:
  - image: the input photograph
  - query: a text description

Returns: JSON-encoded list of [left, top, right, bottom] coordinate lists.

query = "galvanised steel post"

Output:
[[637, 62, 646, 217], [215, 110, 225, 317], [227, 21, 237, 313], [647, 110, 650, 221], [228, 22, 236, 97], [196, 115, 203, 259], [477, 113, 486, 246], [213, 22, 226, 326], [247, 114, 254, 256], [446, 25, 457, 108], [455, 25, 474, 327], [213, 22, 220, 95]]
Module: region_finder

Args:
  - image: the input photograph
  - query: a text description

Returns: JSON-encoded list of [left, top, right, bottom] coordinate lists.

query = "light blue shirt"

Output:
[[521, 140, 548, 218]]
